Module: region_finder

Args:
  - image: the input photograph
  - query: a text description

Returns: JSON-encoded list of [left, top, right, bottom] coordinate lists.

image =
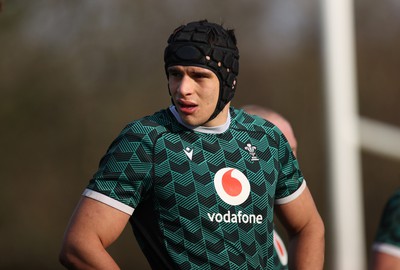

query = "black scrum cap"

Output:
[[164, 20, 239, 121]]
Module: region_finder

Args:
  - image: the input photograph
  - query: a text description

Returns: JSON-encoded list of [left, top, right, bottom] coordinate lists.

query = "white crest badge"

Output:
[[244, 143, 259, 161]]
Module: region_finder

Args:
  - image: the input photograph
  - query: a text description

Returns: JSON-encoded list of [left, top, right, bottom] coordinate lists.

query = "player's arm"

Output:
[[275, 186, 325, 270], [370, 251, 400, 270], [59, 196, 130, 270]]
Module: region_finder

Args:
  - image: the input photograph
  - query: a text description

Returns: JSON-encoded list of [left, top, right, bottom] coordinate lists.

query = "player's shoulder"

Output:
[[389, 188, 400, 202], [382, 188, 400, 215], [118, 108, 182, 141], [126, 108, 179, 131], [231, 107, 279, 134]]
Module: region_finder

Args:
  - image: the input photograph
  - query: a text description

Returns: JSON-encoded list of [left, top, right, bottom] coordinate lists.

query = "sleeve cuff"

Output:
[[82, 188, 134, 215], [275, 180, 307, 205], [372, 243, 400, 258]]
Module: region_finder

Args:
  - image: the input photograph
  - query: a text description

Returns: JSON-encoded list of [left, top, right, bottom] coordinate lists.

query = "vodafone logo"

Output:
[[209, 168, 263, 224], [214, 168, 250, 206], [273, 230, 288, 265]]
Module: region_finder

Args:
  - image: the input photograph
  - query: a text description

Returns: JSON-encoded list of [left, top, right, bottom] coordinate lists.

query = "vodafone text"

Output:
[[207, 211, 263, 224]]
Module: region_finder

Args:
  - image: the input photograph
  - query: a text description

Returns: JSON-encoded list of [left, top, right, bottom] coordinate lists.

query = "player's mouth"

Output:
[[177, 100, 198, 115]]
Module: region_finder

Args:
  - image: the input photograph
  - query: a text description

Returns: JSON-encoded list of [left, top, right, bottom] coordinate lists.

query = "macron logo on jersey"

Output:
[[208, 168, 264, 224], [183, 146, 193, 160]]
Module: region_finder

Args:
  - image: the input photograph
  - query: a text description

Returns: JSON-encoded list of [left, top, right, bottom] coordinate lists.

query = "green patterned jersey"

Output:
[[84, 107, 304, 269], [373, 188, 400, 258]]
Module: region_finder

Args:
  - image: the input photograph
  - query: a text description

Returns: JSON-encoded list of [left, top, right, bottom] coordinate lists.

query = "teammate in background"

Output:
[[242, 105, 297, 157], [242, 104, 298, 270], [370, 188, 400, 270], [59, 20, 324, 269]]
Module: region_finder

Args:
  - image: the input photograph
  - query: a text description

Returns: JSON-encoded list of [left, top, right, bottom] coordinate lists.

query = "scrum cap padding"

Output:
[[164, 20, 239, 120]]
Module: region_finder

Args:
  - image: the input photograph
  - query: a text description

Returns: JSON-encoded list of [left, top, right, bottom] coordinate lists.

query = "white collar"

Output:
[[169, 106, 230, 134]]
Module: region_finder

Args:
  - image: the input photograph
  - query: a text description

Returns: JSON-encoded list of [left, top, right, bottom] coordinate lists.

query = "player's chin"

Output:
[[180, 114, 205, 127]]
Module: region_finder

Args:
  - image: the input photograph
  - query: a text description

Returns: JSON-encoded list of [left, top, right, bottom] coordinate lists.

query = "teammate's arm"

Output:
[[59, 196, 130, 270], [275, 186, 325, 270], [370, 251, 400, 270]]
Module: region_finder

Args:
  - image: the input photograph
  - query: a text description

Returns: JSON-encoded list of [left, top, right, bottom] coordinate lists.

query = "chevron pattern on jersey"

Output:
[[87, 107, 303, 269]]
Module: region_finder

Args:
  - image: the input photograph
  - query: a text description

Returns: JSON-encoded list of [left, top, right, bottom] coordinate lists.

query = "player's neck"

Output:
[[169, 106, 231, 134]]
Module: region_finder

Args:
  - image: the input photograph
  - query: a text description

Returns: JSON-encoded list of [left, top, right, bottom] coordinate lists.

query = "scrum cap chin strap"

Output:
[[164, 20, 239, 122]]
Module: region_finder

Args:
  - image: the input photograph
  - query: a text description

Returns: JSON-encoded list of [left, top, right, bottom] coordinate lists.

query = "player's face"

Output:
[[168, 65, 226, 127]]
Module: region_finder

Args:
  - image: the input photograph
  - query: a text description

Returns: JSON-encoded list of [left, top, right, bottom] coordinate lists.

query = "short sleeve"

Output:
[[274, 129, 304, 204], [84, 123, 155, 214]]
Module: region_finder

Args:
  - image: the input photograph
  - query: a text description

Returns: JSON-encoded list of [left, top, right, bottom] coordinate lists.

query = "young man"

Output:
[[242, 105, 299, 270], [59, 20, 324, 270], [370, 189, 400, 270]]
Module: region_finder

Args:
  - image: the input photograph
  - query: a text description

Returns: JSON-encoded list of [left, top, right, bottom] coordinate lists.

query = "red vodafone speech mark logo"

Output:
[[214, 168, 250, 206], [222, 169, 242, 196], [273, 229, 288, 265]]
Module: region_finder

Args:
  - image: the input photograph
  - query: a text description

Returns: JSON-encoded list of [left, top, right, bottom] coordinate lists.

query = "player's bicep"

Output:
[[64, 196, 131, 248], [275, 186, 322, 237], [371, 251, 400, 270]]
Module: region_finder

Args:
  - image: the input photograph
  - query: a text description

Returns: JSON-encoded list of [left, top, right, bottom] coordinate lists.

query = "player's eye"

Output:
[[168, 70, 182, 78], [192, 72, 210, 79]]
